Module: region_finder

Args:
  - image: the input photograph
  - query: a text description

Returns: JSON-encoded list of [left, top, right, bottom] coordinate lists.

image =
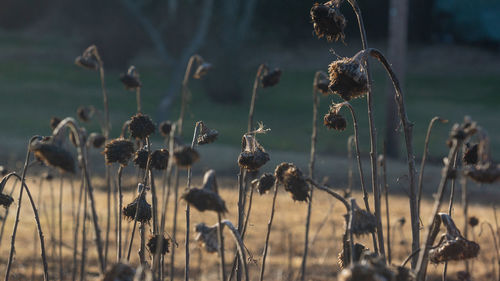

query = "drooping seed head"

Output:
[[193, 62, 212, 79], [310, 1, 346, 42], [151, 149, 169, 170], [468, 216, 479, 228], [449, 119, 478, 141], [29, 136, 76, 173], [314, 74, 331, 95], [133, 146, 149, 169], [75, 45, 99, 71], [197, 121, 219, 145], [103, 138, 135, 166], [0, 193, 14, 209], [181, 170, 227, 213], [50, 117, 61, 130], [147, 234, 169, 255], [77, 106, 94, 122], [256, 173, 276, 195], [173, 146, 199, 168], [238, 135, 270, 171], [123, 193, 152, 224], [338, 243, 367, 270], [195, 222, 221, 253], [261, 68, 282, 88], [429, 235, 480, 264], [129, 113, 156, 139], [328, 57, 368, 101], [463, 162, 500, 183], [100, 262, 135, 281], [159, 121, 173, 137], [324, 110, 347, 131], [120, 65, 142, 90], [87, 132, 106, 148], [274, 162, 310, 202], [463, 143, 478, 165], [345, 201, 377, 236]]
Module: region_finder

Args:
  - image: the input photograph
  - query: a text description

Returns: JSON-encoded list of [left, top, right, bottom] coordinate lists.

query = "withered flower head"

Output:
[[463, 143, 478, 165], [256, 173, 276, 195], [314, 72, 331, 95], [195, 222, 221, 253], [338, 243, 367, 270], [75, 45, 99, 71], [345, 201, 377, 236], [147, 234, 169, 255], [129, 113, 156, 139], [193, 62, 212, 79], [463, 162, 500, 183], [197, 121, 218, 145], [77, 106, 94, 122], [120, 65, 142, 90], [123, 193, 152, 224], [238, 134, 270, 171], [274, 162, 310, 202], [87, 132, 106, 148], [101, 262, 135, 281], [29, 136, 75, 173], [324, 109, 347, 131], [50, 117, 61, 130], [0, 166, 8, 177], [310, 1, 346, 42], [261, 68, 282, 88], [468, 216, 479, 228], [173, 146, 200, 168], [159, 121, 173, 137], [328, 57, 368, 101], [449, 119, 478, 141], [104, 138, 135, 166], [0, 193, 14, 209], [151, 149, 169, 170], [133, 146, 149, 169], [338, 255, 396, 281], [181, 170, 227, 213]]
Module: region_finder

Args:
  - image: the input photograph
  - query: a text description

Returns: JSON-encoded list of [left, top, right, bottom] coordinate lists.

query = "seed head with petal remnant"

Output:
[[77, 106, 94, 122], [182, 170, 227, 213], [345, 201, 377, 236], [238, 134, 270, 172], [129, 113, 156, 139], [123, 193, 152, 224], [256, 173, 276, 195], [151, 149, 169, 170], [324, 110, 347, 131], [274, 162, 310, 202], [197, 121, 218, 145], [104, 138, 135, 166], [147, 234, 169, 255], [310, 1, 346, 42], [328, 57, 368, 101]]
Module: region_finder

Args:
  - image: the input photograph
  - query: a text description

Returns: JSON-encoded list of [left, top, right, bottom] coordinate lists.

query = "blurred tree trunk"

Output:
[[385, 0, 409, 158]]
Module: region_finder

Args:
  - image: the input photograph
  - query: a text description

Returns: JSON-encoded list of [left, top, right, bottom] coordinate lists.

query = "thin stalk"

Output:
[[170, 167, 180, 281], [217, 213, 227, 281], [136, 87, 142, 113], [80, 184, 88, 281], [104, 167, 111, 269], [0, 178, 17, 251], [300, 71, 321, 281], [221, 220, 250, 281], [343, 102, 378, 252], [58, 174, 64, 281], [33, 176, 44, 280], [150, 169, 159, 234], [348, 199, 357, 265], [4, 138, 50, 281], [71, 171, 85, 281], [117, 165, 124, 261], [380, 146, 391, 264], [461, 176, 469, 272], [247, 64, 266, 132], [479, 222, 500, 281], [346, 0, 385, 258], [306, 179, 350, 213], [347, 135, 355, 194], [418, 117, 447, 216], [50, 170, 57, 257], [185, 122, 201, 281], [259, 182, 279, 281], [139, 223, 146, 264], [443, 150, 459, 281], [415, 139, 460, 281]]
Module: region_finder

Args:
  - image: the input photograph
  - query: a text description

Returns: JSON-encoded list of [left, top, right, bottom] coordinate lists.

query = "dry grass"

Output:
[[0, 172, 497, 281]]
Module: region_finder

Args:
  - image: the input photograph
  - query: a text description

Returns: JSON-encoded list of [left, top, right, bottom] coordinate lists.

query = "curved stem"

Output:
[[217, 213, 227, 281], [380, 146, 391, 263], [4, 139, 50, 281], [117, 165, 124, 261], [247, 64, 266, 132], [259, 182, 279, 281], [418, 117, 447, 215], [80, 180, 88, 281], [71, 171, 85, 281], [306, 178, 350, 213], [178, 55, 201, 136], [415, 139, 461, 281], [221, 220, 249, 281]]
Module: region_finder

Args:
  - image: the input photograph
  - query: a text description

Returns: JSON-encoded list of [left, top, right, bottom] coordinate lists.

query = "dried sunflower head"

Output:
[[147, 234, 169, 255], [120, 65, 142, 90], [133, 146, 149, 169], [50, 117, 61, 130], [310, 1, 346, 42], [75, 45, 99, 71], [159, 121, 173, 137], [193, 62, 212, 79], [101, 262, 135, 281], [261, 68, 282, 88], [338, 243, 367, 270], [324, 109, 347, 131], [328, 57, 368, 101], [197, 121, 218, 145], [0, 193, 14, 209], [238, 135, 270, 171], [468, 216, 479, 228], [449, 119, 478, 141], [274, 162, 310, 202], [123, 193, 152, 224], [77, 106, 94, 122], [345, 201, 377, 236], [463, 143, 478, 165], [429, 235, 479, 263], [151, 149, 169, 170], [256, 173, 276, 195], [129, 113, 156, 139], [29, 136, 76, 173], [195, 222, 221, 253], [87, 132, 106, 148], [463, 162, 500, 183], [314, 72, 330, 95], [181, 170, 227, 213], [104, 138, 135, 166], [173, 146, 199, 168]]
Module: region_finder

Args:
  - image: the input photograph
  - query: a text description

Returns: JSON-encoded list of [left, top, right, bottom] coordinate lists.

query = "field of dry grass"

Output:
[[0, 170, 498, 281]]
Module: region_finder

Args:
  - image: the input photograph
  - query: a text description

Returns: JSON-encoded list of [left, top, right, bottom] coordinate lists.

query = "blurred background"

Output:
[[1, 0, 500, 176]]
